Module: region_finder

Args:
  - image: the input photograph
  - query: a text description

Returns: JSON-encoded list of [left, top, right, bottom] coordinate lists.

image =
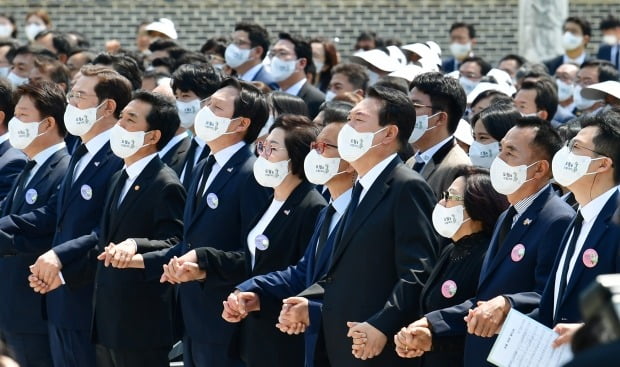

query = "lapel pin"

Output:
[[284, 209, 290, 215], [227, 167, 234, 173], [134, 185, 140, 191], [94, 161, 100, 167], [523, 218, 532, 226]]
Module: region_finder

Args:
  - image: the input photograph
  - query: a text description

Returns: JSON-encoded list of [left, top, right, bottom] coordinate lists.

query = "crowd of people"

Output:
[[0, 7, 618, 367]]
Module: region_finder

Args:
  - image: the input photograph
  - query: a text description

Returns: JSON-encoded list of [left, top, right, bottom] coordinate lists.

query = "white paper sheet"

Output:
[[487, 309, 573, 367]]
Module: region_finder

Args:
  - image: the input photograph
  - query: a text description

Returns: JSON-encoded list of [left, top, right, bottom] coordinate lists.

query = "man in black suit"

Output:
[[25, 65, 131, 367], [596, 15, 620, 68], [442, 22, 476, 73], [0, 78, 26, 202], [544, 17, 592, 75], [31, 91, 186, 367], [271, 32, 325, 118], [0, 81, 70, 367], [303, 85, 438, 366], [225, 22, 278, 90]]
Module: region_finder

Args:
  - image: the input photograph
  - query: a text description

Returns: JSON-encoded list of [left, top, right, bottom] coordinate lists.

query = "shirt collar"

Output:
[[240, 63, 263, 82], [212, 141, 246, 167], [513, 184, 549, 215], [31, 142, 66, 166], [579, 186, 618, 223], [194, 135, 206, 148], [563, 52, 587, 65], [124, 152, 157, 180], [358, 153, 397, 192], [0, 132, 8, 144], [331, 188, 352, 216], [283, 78, 307, 96], [83, 128, 111, 156], [158, 131, 189, 158], [415, 136, 453, 164]]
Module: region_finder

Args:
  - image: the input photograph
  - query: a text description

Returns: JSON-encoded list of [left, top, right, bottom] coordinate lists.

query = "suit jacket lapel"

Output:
[[13, 149, 66, 212], [559, 191, 618, 309], [329, 157, 399, 269], [0, 140, 10, 156], [479, 186, 552, 286], [163, 136, 190, 168]]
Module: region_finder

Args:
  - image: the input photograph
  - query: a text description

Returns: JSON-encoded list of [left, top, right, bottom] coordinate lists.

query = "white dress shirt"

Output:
[[247, 198, 285, 268], [25, 142, 67, 186], [283, 78, 307, 96], [414, 135, 453, 166], [118, 153, 158, 205], [239, 63, 263, 82], [563, 52, 587, 66], [553, 186, 618, 311], [73, 129, 111, 182], [357, 153, 397, 202], [198, 141, 246, 196]]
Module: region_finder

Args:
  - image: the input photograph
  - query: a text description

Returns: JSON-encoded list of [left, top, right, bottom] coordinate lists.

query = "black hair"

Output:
[[7, 45, 56, 64], [34, 30, 73, 58], [171, 52, 207, 72], [450, 22, 476, 39], [92, 52, 143, 90], [580, 59, 620, 83], [33, 55, 71, 92], [564, 16, 592, 37], [330, 63, 369, 91], [65, 31, 91, 49], [470, 90, 513, 112], [234, 22, 270, 60], [519, 80, 558, 121], [278, 32, 313, 74], [131, 90, 179, 150], [600, 15, 620, 31], [556, 118, 582, 144], [321, 101, 353, 125], [148, 38, 178, 53], [461, 56, 492, 76], [269, 91, 309, 117], [499, 54, 527, 68], [410, 72, 466, 135], [15, 81, 67, 137], [200, 36, 228, 56], [516, 63, 550, 82], [366, 85, 416, 148], [0, 78, 14, 127], [514, 116, 563, 164], [374, 76, 409, 95], [171, 63, 221, 100], [269, 113, 318, 181], [219, 77, 270, 144], [471, 103, 521, 142], [80, 64, 133, 119], [151, 57, 175, 73], [581, 108, 620, 184]]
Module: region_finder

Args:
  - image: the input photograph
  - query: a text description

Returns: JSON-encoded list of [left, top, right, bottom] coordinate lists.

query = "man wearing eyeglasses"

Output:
[[225, 22, 278, 90], [24, 65, 131, 367], [407, 72, 472, 199]]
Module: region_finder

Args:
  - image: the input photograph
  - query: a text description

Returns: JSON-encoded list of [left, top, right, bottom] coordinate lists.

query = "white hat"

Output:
[[387, 45, 407, 66], [581, 81, 620, 100], [145, 18, 178, 40], [466, 82, 512, 104], [350, 49, 402, 73], [401, 43, 441, 68], [425, 41, 442, 56], [486, 68, 516, 94], [454, 119, 473, 146], [388, 64, 424, 82]]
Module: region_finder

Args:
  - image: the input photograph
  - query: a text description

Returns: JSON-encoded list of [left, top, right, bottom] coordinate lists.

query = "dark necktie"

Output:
[[413, 161, 425, 173], [69, 143, 88, 184], [194, 155, 216, 212], [555, 212, 584, 314], [335, 182, 363, 245], [315, 204, 336, 257], [111, 169, 129, 210], [182, 139, 199, 188], [11, 160, 37, 211], [497, 206, 517, 249]]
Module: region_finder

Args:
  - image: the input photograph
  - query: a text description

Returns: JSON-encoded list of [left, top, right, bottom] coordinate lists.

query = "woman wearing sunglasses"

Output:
[[394, 166, 508, 367]]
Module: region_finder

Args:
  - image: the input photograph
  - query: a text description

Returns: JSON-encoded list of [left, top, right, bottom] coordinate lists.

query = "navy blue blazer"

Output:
[[237, 204, 340, 367], [253, 65, 279, 90], [597, 44, 616, 66], [161, 134, 192, 177], [532, 190, 620, 327], [45, 142, 123, 331], [426, 185, 574, 367], [0, 140, 26, 202], [0, 148, 69, 334], [142, 145, 271, 346]]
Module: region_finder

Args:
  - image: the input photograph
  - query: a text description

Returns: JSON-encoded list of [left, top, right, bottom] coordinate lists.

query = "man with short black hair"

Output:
[[596, 15, 620, 67], [92, 52, 143, 90], [498, 54, 526, 81], [0, 78, 26, 201], [544, 16, 592, 75], [442, 22, 477, 73], [29, 55, 71, 92], [326, 63, 369, 101], [573, 59, 620, 115], [34, 30, 73, 64], [225, 22, 277, 90], [458, 56, 492, 95], [270, 32, 325, 118], [514, 80, 559, 122], [407, 72, 472, 198]]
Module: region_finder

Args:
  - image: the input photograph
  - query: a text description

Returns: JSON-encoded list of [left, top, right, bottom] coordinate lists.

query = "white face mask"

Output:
[[450, 42, 471, 59], [314, 60, 324, 72], [603, 34, 618, 46], [7, 71, 28, 87], [556, 79, 574, 102], [459, 76, 478, 95], [489, 156, 540, 195], [225, 44, 251, 69], [194, 106, 237, 142], [64, 102, 105, 137], [432, 203, 469, 238], [0, 24, 13, 38], [367, 70, 380, 86], [176, 99, 201, 129], [573, 85, 601, 111], [469, 141, 500, 168], [8, 117, 46, 150], [337, 123, 387, 162], [304, 149, 342, 185], [409, 112, 440, 144], [325, 90, 336, 102], [270, 57, 297, 82], [562, 32, 583, 51], [0, 66, 10, 77], [253, 156, 290, 188], [25, 23, 45, 41], [109, 124, 150, 159], [552, 145, 605, 187]]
